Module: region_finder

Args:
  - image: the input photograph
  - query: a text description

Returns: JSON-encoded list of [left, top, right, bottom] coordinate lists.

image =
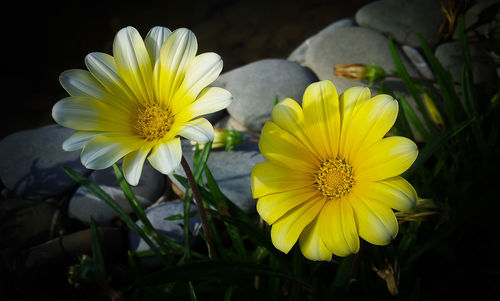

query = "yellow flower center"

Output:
[[134, 104, 174, 141], [314, 158, 355, 200]]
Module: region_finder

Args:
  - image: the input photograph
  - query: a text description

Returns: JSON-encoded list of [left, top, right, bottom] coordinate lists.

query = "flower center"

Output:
[[134, 104, 174, 141], [314, 158, 355, 200]]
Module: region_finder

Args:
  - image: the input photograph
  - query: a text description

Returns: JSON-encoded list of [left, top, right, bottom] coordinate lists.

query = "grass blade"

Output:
[[89, 217, 106, 277]]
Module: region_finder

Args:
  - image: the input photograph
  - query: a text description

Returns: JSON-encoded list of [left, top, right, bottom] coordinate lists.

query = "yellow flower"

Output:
[[251, 80, 418, 261], [52, 26, 232, 185]]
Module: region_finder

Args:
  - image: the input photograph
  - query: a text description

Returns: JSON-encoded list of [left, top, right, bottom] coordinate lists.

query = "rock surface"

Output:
[[355, 0, 442, 48], [169, 139, 265, 213], [0, 125, 90, 199], [68, 162, 165, 225], [214, 59, 318, 132], [304, 26, 418, 94]]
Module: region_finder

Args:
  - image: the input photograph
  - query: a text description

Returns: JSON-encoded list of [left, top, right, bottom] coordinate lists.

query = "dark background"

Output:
[[1, 0, 373, 140]]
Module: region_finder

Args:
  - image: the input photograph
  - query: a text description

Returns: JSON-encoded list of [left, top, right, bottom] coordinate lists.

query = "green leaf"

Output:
[[397, 93, 430, 141], [163, 210, 199, 221], [89, 217, 106, 278], [188, 281, 198, 301]]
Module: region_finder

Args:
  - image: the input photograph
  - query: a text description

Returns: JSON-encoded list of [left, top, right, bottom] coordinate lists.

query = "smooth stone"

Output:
[[355, 0, 442, 48], [0, 198, 61, 248], [213, 59, 318, 132], [304, 26, 418, 94], [128, 201, 201, 267], [215, 115, 251, 133], [402, 45, 434, 80], [169, 138, 265, 214], [288, 18, 356, 65], [68, 161, 165, 225], [434, 41, 498, 87], [0, 125, 90, 199]]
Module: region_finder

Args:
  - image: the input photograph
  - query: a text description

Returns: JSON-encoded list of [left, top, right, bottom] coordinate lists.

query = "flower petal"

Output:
[[299, 215, 332, 261], [302, 80, 341, 158], [341, 94, 398, 161], [177, 118, 214, 143], [85, 52, 138, 105], [319, 199, 360, 257], [52, 97, 130, 132], [257, 187, 319, 225], [144, 26, 171, 65], [355, 177, 417, 212], [251, 161, 313, 199], [259, 121, 318, 172], [338, 86, 371, 155], [171, 52, 223, 114], [147, 138, 182, 174], [184, 87, 233, 118], [81, 135, 143, 169], [354, 136, 418, 181], [349, 191, 399, 246], [155, 28, 197, 106], [271, 98, 320, 158], [122, 144, 153, 186], [59, 69, 108, 99], [271, 195, 325, 254], [62, 131, 103, 151], [113, 26, 154, 103]]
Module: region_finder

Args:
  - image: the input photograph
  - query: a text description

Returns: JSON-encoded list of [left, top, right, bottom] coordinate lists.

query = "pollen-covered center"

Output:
[[314, 158, 355, 200], [134, 104, 174, 141]]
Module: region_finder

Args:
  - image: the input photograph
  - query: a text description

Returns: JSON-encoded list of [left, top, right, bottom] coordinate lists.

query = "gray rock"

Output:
[[304, 26, 418, 94], [128, 201, 201, 267], [0, 125, 91, 199], [355, 0, 442, 48], [435, 41, 498, 87], [402, 45, 434, 80], [214, 59, 318, 132], [0, 198, 62, 248], [68, 161, 165, 225], [288, 18, 356, 65], [453, 0, 500, 40], [215, 115, 251, 132], [169, 138, 265, 213]]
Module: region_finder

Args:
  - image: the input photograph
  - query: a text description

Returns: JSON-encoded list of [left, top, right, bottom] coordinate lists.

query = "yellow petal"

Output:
[[147, 138, 182, 174], [113, 26, 154, 103], [354, 136, 418, 181], [123, 144, 153, 186], [257, 187, 319, 225], [299, 215, 332, 261], [319, 199, 360, 257], [349, 191, 398, 246], [341, 94, 398, 161], [251, 161, 313, 199], [81, 135, 143, 169], [271, 196, 325, 254], [155, 28, 197, 107], [355, 177, 417, 212], [338, 86, 371, 155], [259, 121, 318, 173], [302, 80, 341, 159]]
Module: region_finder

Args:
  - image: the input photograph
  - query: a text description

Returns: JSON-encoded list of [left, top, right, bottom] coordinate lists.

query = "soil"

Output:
[[1, 0, 373, 140]]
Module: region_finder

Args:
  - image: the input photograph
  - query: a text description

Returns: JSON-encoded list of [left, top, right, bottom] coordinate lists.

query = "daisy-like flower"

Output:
[[52, 26, 232, 185], [251, 80, 418, 261]]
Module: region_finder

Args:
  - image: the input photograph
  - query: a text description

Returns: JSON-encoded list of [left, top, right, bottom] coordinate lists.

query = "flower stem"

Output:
[[180, 155, 217, 259]]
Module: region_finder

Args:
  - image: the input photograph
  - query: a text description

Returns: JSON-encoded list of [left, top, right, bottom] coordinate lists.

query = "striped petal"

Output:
[[319, 199, 360, 257], [299, 215, 332, 261], [81, 135, 143, 169], [113, 26, 154, 103], [62, 131, 103, 151], [145, 26, 171, 65], [341, 94, 398, 161], [355, 177, 417, 212], [122, 144, 153, 186], [147, 138, 182, 174], [60, 69, 108, 99], [257, 187, 319, 225], [259, 121, 318, 172], [271, 196, 325, 254], [339, 86, 371, 156], [184, 87, 232, 117], [302, 80, 341, 159], [251, 161, 313, 199], [349, 191, 399, 246], [177, 118, 214, 143], [354, 136, 418, 181]]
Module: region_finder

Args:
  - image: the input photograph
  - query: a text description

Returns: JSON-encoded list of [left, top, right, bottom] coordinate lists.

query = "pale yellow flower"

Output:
[[52, 26, 232, 185], [251, 80, 418, 261]]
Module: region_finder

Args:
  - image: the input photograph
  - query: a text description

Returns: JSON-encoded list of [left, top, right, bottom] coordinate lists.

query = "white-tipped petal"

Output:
[[59, 69, 108, 99], [81, 136, 142, 169], [148, 138, 182, 174], [145, 26, 171, 65], [62, 131, 103, 151], [177, 118, 214, 143], [185, 87, 232, 118], [122, 145, 152, 186]]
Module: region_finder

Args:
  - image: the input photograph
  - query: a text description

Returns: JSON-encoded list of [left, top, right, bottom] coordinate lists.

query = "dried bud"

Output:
[[371, 259, 400, 297], [396, 198, 439, 223]]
